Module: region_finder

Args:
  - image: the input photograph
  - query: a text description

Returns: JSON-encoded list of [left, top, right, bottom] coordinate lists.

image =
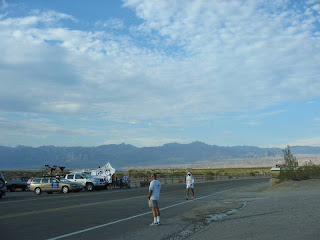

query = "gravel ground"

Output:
[[128, 179, 320, 240], [185, 179, 320, 240]]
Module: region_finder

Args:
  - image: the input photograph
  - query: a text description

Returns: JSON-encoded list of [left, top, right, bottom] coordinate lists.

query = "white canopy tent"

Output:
[[71, 162, 125, 176], [90, 162, 126, 177]]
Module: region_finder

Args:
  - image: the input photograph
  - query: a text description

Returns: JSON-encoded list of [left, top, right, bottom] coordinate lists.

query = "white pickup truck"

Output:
[[65, 173, 106, 191]]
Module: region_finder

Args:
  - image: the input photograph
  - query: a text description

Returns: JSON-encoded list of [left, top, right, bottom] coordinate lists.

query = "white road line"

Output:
[[47, 183, 259, 240]]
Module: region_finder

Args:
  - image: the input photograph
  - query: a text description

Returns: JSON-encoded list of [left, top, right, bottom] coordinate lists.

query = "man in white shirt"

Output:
[[122, 174, 128, 187], [148, 173, 161, 226], [186, 172, 194, 200], [107, 174, 112, 190]]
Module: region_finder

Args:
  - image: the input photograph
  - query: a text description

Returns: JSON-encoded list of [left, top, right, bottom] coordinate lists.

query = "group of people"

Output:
[[147, 171, 195, 226], [104, 172, 131, 189]]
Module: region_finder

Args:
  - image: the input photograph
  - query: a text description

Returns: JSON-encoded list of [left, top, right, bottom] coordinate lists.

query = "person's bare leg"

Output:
[[151, 207, 160, 224], [155, 207, 160, 217], [186, 188, 189, 199], [156, 207, 160, 223], [151, 207, 157, 224], [152, 207, 157, 217], [191, 188, 194, 199]]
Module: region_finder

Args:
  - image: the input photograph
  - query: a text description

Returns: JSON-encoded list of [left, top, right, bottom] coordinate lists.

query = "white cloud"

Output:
[[95, 18, 124, 29], [236, 110, 283, 127], [1, 3, 319, 123], [246, 121, 263, 126], [0, 10, 76, 27], [290, 137, 320, 147], [0, 0, 8, 10], [40, 102, 82, 114], [0, 116, 62, 138], [255, 110, 285, 119], [0, 114, 106, 147], [0, 1, 320, 146], [312, 4, 320, 11]]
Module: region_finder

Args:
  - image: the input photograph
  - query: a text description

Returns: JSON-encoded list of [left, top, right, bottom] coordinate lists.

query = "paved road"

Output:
[[0, 178, 269, 240]]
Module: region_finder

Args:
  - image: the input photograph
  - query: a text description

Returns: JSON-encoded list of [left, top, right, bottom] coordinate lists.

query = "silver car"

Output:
[[29, 177, 83, 195]]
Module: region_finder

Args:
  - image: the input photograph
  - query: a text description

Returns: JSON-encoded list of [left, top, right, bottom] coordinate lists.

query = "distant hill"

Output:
[[0, 142, 320, 169]]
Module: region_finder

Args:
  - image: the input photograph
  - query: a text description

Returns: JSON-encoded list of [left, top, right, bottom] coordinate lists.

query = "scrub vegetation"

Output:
[[278, 145, 320, 182], [126, 168, 271, 178], [1, 167, 271, 181]]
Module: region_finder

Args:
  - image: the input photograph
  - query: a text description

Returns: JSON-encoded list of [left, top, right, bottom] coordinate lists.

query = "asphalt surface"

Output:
[[0, 178, 268, 240]]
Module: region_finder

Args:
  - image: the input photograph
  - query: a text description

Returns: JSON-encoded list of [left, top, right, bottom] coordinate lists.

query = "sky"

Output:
[[0, 0, 319, 148]]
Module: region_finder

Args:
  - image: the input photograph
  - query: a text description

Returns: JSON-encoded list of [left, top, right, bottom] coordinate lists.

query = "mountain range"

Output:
[[1, 142, 320, 169]]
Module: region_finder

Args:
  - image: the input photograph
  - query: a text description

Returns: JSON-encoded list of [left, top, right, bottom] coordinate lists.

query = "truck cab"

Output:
[[6, 176, 28, 192], [65, 173, 106, 191]]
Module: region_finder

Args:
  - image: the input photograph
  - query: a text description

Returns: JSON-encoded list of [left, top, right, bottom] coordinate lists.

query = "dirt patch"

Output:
[[178, 179, 320, 239], [166, 179, 320, 240], [181, 200, 244, 222], [167, 200, 247, 240], [186, 179, 320, 240], [266, 179, 320, 192]]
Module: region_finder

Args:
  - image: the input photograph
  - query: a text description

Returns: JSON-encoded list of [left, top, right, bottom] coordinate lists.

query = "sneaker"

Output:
[[186, 197, 188, 200], [191, 197, 194, 200], [149, 222, 159, 226], [157, 222, 161, 225]]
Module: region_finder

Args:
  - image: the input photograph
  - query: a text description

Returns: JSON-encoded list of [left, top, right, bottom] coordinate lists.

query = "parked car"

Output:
[[65, 173, 106, 191], [29, 177, 83, 195], [5, 176, 28, 192], [0, 172, 6, 199]]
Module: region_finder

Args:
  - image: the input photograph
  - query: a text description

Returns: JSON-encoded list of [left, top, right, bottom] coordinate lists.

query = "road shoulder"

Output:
[[186, 179, 320, 240]]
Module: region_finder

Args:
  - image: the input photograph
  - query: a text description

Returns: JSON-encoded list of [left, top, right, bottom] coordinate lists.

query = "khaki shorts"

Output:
[[149, 199, 159, 208]]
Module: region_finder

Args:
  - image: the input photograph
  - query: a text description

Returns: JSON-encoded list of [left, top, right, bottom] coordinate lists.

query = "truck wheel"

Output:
[[86, 183, 94, 191], [62, 186, 69, 194], [10, 186, 16, 192], [35, 187, 42, 195], [0, 178, 4, 188]]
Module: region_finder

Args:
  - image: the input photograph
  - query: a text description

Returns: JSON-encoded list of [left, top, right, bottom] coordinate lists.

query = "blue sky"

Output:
[[0, 0, 320, 148]]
